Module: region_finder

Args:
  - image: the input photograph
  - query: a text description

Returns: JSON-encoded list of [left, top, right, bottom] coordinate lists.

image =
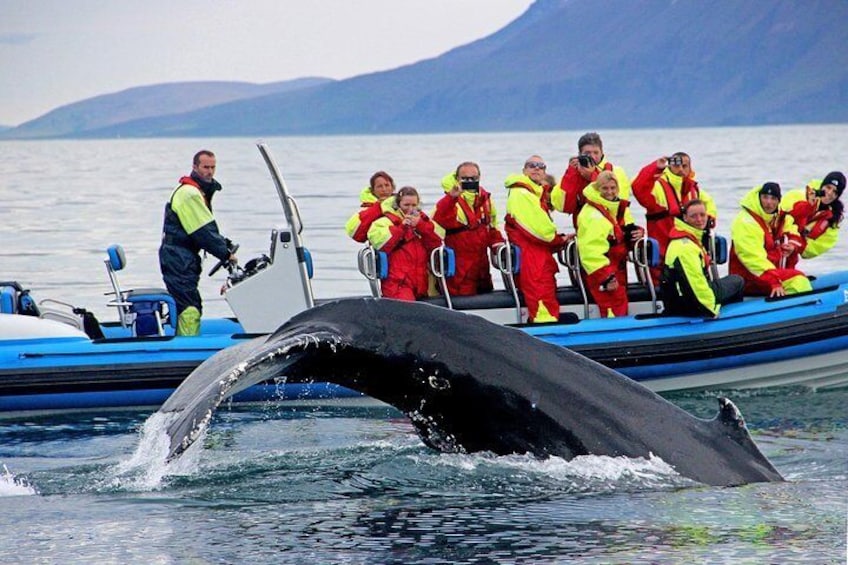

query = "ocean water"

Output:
[[1, 126, 847, 563]]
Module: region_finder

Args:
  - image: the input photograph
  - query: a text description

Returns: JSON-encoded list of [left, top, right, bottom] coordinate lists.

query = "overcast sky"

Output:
[[0, 1, 534, 126]]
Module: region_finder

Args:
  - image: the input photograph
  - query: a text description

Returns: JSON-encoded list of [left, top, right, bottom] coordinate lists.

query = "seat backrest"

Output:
[[711, 235, 728, 265], [356, 244, 384, 297], [429, 246, 456, 309], [561, 238, 590, 319], [302, 247, 314, 279], [491, 242, 523, 323], [630, 236, 660, 314], [105, 244, 127, 304], [107, 244, 126, 271], [0, 285, 16, 314]]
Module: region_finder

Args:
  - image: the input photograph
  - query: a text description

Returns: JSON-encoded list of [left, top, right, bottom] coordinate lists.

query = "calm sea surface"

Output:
[[1, 127, 846, 563]]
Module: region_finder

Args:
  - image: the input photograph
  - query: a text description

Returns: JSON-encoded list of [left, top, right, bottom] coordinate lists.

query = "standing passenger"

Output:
[[159, 150, 236, 336], [367, 186, 443, 301], [552, 132, 632, 221], [779, 171, 845, 268], [504, 156, 571, 323], [345, 171, 396, 243], [433, 162, 504, 296], [729, 183, 811, 297], [661, 200, 744, 317], [631, 152, 717, 282], [576, 171, 644, 317]]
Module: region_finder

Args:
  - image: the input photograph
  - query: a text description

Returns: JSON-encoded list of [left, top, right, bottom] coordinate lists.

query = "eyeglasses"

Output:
[[460, 176, 480, 182], [525, 162, 546, 170]]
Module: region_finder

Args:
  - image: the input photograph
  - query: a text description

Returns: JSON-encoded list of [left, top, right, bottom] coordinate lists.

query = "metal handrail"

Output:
[[429, 246, 453, 310]]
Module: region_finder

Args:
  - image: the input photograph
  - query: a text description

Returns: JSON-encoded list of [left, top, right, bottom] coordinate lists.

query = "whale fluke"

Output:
[[157, 298, 783, 487]]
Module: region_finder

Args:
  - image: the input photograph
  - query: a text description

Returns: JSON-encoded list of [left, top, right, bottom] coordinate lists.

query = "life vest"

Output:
[[444, 190, 494, 235], [645, 176, 700, 221]]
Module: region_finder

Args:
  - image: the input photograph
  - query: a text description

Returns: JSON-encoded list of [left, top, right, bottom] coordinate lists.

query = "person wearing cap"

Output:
[[504, 155, 572, 323], [345, 171, 396, 243], [631, 152, 717, 283], [729, 182, 811, 297], [576, 170, 644, 317], [159, 150, 236, 336], [779, 171, 845, 268], [551, 132, 632, 223], [432, 161, 504, 296], [661, 199, 744, 317]]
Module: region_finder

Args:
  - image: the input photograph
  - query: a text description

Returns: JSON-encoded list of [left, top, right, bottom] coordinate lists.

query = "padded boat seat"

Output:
[[105, 244, 177, 336], [0, 281, 40, 316]]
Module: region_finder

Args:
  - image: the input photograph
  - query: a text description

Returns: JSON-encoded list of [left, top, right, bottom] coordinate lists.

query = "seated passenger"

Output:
[[631, 152, 717, 283], [661, 200, 744, 317], [576, 171, 644, 317], [432, 161, 505, 296], [729, 183, 812, 297], [345, 171, 396, 242], [504, 155, 571, 323], [779, 171, 845, 268], [367, 186, 443, 301]]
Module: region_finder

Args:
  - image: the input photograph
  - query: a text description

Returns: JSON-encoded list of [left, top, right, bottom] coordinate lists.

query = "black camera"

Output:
[[460, 179, 480, 192], [668, 155, 684, 167], [814, 188, 826, 198], [577, 154, 595, 168]]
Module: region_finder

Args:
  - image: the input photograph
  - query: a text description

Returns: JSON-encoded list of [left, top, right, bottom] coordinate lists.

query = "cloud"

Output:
[[0, 32, 35, 45]]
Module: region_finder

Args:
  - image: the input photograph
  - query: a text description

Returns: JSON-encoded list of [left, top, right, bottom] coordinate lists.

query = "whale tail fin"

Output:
[[152, 297, 784, 487]]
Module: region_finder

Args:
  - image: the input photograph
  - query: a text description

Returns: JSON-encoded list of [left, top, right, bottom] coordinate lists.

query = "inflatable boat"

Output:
[[2, 143, 846, 413]]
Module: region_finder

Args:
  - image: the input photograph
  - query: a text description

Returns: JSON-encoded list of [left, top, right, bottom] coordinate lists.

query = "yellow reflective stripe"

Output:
[[367, 216, 396, 250], [171, 185, 215, 235], [802, 227, 838, 258], [667, 239, 718, 315], [359, 186, 378, 204], [576, 207, 612, 275], [345, 211, 363, 238], [784, 274, 812, 294], [730, 211, 773, 276], [506, 187, 557, 242]]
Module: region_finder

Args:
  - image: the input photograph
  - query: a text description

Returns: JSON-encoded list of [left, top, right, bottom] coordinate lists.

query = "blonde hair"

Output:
[[594, 170, 617, 188]]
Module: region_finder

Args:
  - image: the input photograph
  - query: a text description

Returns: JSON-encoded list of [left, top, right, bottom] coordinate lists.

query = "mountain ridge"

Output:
[[3, 0, 845, 139]]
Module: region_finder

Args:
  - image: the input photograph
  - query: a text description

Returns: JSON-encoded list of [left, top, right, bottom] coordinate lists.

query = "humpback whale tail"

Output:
[[156, 298, 783, 487]]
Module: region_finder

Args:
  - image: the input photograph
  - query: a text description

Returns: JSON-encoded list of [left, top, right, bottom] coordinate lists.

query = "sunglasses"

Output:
[[525, 162, 546, 170]]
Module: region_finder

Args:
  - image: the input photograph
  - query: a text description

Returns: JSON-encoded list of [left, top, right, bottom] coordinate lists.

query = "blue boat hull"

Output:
[[2, 272, 847, 413]]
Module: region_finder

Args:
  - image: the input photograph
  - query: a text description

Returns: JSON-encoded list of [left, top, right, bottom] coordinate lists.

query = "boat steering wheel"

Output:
[[208, 244, 239, 276]]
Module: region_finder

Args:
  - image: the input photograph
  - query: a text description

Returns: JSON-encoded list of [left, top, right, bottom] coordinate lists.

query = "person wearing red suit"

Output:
[[779, 171, 845, 269], [367, 186, 443, 301], [631, 152, 717, 283], [345, 171, 396, 243], [729, 183, 811, 297], [576, 171, 644, 317], [551, 132, 632, 224], [505, 155, 572, 323], [432, 161, 505, 296]]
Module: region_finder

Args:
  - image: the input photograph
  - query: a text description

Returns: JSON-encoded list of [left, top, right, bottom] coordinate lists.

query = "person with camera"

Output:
[[631, 152, 717, 283], [432, 161, 504, 296], [159, 150, 237, 336], [551, 132, 633, 222], [367, 186, 443, 301], [345, 170, 396, 243], [504, 156, 572, 323], [661, 200, 744, 318], [576, 170, 644, 317], [779, 171, 845, 269], [729, 183, 811, 297]]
